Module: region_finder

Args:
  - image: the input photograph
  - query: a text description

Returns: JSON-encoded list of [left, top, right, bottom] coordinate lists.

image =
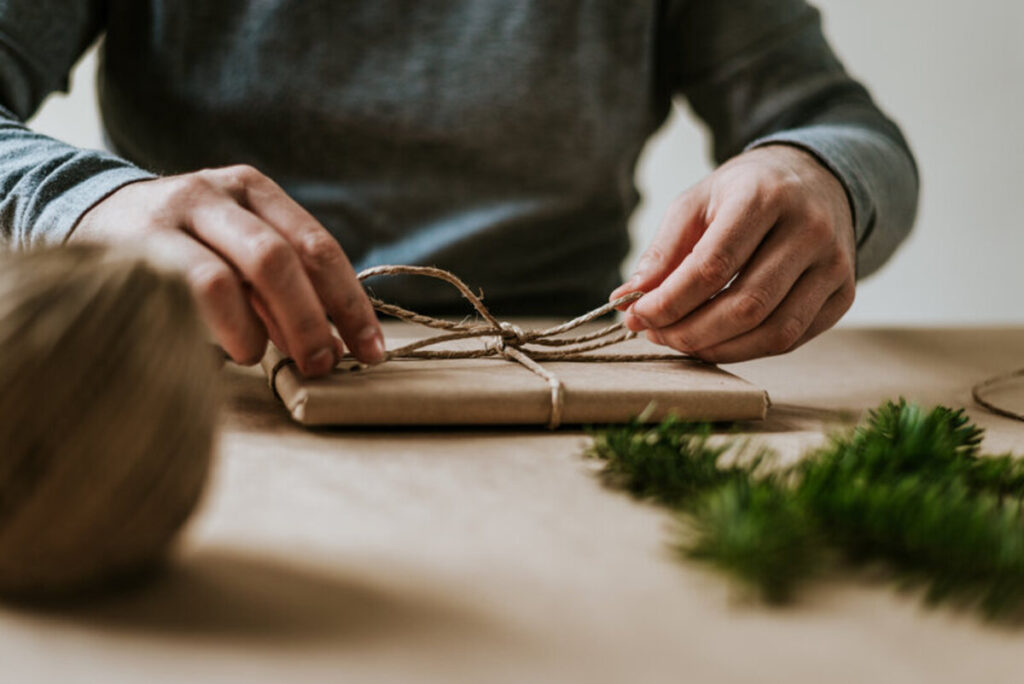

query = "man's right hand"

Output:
[[70, 164, 385, 377]]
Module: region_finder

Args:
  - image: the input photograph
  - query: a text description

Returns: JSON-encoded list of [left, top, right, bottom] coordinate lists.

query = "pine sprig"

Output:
[[589, 418, 750, 508], [587, 399, 1024, 619], [687, 478, 820, 604]]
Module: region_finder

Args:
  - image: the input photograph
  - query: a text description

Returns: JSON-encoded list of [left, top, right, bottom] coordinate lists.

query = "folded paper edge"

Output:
[[260, 344, 311, 424]]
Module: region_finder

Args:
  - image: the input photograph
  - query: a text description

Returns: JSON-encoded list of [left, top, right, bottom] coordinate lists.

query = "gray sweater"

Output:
[[0, 0, 917, 315]]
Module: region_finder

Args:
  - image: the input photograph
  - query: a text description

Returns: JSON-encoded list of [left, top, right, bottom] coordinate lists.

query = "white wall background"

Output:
[[30, 1, 1024, 325]]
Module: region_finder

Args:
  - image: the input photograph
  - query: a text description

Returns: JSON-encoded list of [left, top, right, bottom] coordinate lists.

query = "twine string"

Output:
[[342, 265, 690, 428], [973, 368, 1024, 422], [282, 263, 1024, 427]]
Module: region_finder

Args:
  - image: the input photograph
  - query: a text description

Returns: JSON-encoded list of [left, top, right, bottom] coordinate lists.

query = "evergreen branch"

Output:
[[588, 418, 743, 508], [687, 478, 820, 604], [588, 399, 1024, 620]]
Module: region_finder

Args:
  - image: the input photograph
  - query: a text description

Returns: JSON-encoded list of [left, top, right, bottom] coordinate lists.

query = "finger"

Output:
[[793, 281, 856, 349], [610, 188, 709, 305], [188, 199, 337, 377], [228, 167, 386, 364], [250, 288, 347, 363], [627, 193, 781, 331], [648, 219, 817, 352], [148, 231, 268, 365], [689, 267, 841, 364], [249, 289, 290, 357]]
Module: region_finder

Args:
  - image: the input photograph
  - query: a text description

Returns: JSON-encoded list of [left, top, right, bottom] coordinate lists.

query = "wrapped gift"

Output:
[[261, 326, 768, 428], [261, 265, 769, 428]]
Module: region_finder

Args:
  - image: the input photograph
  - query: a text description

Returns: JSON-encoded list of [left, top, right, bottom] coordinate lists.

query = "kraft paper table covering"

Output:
[[5, 327, 1024, 684], [261, 321, 770, 426]]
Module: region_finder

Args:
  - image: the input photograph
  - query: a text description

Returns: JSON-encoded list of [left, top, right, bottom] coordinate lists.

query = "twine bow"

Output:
[[343, 265, 688, 428]]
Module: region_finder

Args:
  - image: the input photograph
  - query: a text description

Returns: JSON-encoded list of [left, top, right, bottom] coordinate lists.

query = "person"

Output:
[[0, 1, 917, 377]]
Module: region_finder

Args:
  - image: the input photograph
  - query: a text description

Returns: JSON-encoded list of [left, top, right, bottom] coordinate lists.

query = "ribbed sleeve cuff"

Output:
[[34, 157, 156, 246]]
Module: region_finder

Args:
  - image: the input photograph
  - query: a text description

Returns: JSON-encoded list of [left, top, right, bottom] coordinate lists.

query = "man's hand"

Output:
[[70, 164, 385, 377], [611, 145, 857, 363]]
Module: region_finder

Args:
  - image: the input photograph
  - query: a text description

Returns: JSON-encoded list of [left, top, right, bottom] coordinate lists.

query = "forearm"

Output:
[[0, 1, 154, 248], [0, 106, 154, 248], [669, 0, 919, 278]]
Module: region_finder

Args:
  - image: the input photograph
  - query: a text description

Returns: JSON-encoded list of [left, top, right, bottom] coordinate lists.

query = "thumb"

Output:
[[610, 187, 709, 306]]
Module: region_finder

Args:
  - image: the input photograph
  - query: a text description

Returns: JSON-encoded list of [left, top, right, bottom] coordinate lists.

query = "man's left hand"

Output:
[[611, 145, 857, 363]]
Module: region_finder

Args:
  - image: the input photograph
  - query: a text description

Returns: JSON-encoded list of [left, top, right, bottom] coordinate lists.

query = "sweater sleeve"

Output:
[[663, 0, 919, 278], [0, 0, 155, 249]]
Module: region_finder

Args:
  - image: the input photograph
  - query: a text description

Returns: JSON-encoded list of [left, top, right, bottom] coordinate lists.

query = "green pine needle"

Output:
[[687, 478, 820, 604], [587, 399, 1024, 620], [589, 417, 743, 508]]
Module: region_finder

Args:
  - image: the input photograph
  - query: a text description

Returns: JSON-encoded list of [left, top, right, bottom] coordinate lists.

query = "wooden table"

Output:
[[4, 327, 1024, 684]]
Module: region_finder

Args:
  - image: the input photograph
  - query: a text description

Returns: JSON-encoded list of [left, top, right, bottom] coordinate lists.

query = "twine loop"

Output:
[[973, 368, 1024, 422], [338, 265, 689, 428]]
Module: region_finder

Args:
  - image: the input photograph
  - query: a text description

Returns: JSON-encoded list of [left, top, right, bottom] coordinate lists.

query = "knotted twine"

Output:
[[331, 265, 690, 428]]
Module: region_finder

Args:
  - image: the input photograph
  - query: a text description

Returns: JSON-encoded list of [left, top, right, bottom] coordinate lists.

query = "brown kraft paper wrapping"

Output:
[[260, 323, 769, 427]]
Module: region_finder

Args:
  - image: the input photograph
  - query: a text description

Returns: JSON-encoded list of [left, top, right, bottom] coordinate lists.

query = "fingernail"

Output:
[[305, 347, 335, 376], [359, 326, 386, 364], [632, 255, 653, 279]]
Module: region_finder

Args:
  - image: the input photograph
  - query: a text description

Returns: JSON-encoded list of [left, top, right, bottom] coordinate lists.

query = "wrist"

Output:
[[67, 176, 157, 244]]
